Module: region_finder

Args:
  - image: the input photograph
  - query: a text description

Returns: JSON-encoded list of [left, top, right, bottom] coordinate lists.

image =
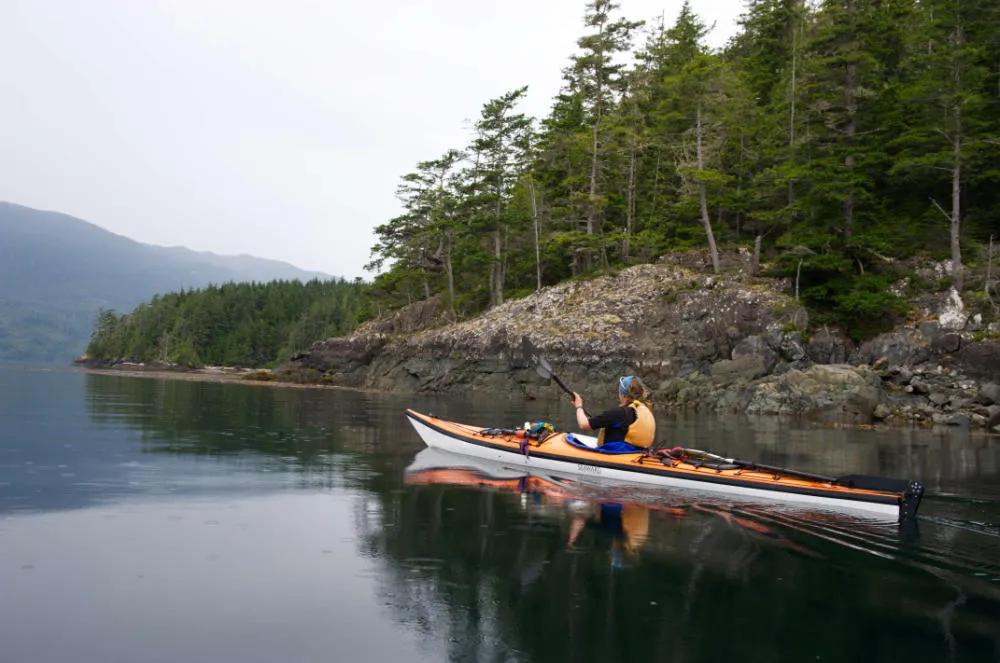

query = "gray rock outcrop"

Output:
[[286, 255, 1000, 428], [745, 365, 883, 421]]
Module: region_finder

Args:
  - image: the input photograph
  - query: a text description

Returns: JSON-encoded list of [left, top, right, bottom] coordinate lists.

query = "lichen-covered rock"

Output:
[[731, 334, 778, 371], [359, 297, 444, 335], [745, 365, 884, 421], [929, 392, 950, 406], [710, 357, 769, 384], [765, 325, 808, 364], [293, 333, 387, 387], [291, 261, 806, 396], [939, 288, 968, 331], [918, 321, 943, 342], [854, 328, 931, 368], [882, 366, 913, 386], [954, 341, 1000, 381], [283, 251, 999, 427], [980, 383, 1000, 405], [931, 332, 962, 354], [805, 327, 852, 364]]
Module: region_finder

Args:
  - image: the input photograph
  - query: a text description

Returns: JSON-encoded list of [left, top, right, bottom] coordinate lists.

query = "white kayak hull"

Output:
[[406, 413, 903, 520]]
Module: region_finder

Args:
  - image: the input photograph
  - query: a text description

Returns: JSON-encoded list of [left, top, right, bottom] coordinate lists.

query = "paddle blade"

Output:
[[535, 360, 554, 380], [522, 336, 551, 378], [522, 336, 568, 395]]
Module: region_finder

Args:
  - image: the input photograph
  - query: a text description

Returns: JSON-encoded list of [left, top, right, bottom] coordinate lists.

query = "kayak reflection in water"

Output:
[[571, 375, 656, 449], [566, 500, 651, 568]]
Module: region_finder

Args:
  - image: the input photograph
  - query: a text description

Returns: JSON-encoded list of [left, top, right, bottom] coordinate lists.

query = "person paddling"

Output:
[[571, 375, 655, 448]]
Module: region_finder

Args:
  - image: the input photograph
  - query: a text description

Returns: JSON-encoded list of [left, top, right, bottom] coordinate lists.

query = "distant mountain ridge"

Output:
[[0, 201, 334, 365]]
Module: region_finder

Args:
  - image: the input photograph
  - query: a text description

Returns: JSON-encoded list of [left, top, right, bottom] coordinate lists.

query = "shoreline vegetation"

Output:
[[76, 0, 1000, 432], [74, 251, 1000, 433], [83, 279, 366, 370]]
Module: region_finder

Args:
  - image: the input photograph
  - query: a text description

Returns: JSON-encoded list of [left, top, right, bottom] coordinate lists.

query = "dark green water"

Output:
[[1, 367, 999, 663]]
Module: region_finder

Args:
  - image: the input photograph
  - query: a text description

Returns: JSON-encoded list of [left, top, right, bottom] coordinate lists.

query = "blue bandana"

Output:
[[618, 376, 635, 396]]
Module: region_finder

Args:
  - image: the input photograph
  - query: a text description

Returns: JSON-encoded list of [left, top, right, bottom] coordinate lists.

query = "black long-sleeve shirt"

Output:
[[587, 405, 637, 443]]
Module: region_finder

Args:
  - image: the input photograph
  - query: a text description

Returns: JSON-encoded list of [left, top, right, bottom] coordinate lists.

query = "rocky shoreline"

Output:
[[286, 252, 1000, 432], [79, 252, 1000, 432], [71, 363, 362, 392]]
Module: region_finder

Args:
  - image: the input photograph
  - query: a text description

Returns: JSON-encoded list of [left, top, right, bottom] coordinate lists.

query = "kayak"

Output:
[[404, 410, 925, 522]]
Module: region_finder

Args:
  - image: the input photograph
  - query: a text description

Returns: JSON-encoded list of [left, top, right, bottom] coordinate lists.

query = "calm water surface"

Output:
[[1, 367, 999, 663]]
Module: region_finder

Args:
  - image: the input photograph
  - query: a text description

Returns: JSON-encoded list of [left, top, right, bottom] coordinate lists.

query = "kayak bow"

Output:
[[404, 410, 924, 522]]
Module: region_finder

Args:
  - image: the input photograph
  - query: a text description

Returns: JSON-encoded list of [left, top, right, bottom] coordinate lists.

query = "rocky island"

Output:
[[285, 250, 1000, 431]]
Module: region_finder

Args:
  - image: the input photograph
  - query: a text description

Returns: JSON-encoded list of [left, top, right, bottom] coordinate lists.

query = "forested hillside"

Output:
[[367, 0, 1000, 339], [0, 202, 329, 364], [85, 279, 366, 368]]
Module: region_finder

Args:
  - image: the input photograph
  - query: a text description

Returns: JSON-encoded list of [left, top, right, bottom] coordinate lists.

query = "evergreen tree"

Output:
[[534, 84, 591, 278], [570, 0, 644, 270], [85, 279, 365, 368], [893, 0, 996, 289], [648, 2, 725, 271], [472, 88, 533, 307], [421, 150, 465, 316], [360, 0, 1000, 340]]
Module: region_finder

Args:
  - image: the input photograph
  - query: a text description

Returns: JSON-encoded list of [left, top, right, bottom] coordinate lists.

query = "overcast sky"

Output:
[[1, 0, 745, 279]]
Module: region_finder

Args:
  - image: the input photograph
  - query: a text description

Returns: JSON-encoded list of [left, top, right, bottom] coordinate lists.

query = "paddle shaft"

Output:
[[550, 374, 572, 397], [559, 378, 593, 419], [682, 448, 837, 484], [735, 461, 836, 484]]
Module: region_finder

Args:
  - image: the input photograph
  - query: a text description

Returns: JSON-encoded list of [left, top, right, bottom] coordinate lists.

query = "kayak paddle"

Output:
[[666, 446, 839, 484], [521, 336, 591, 417]]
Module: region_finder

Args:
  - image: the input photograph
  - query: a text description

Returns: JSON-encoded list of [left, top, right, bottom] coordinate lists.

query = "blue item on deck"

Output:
[[564, 433, 644, 454]]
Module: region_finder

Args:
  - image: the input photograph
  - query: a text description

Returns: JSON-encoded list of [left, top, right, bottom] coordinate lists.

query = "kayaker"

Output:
[[571, 375, 655, 448]]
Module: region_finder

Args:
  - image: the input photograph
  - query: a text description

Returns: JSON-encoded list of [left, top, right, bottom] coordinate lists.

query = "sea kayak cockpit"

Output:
[[563, 433, 646, 455]]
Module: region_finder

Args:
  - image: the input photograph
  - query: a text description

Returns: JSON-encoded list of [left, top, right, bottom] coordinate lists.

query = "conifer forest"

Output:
[[85, 279, 365, 367], [88, 0, 1000, 367], [367, 0, 1000, 338]]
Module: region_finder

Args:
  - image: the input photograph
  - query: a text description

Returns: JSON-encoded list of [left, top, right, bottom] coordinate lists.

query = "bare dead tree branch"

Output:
[[930, 198, 952, 221], [933, 127, 955, 145]]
